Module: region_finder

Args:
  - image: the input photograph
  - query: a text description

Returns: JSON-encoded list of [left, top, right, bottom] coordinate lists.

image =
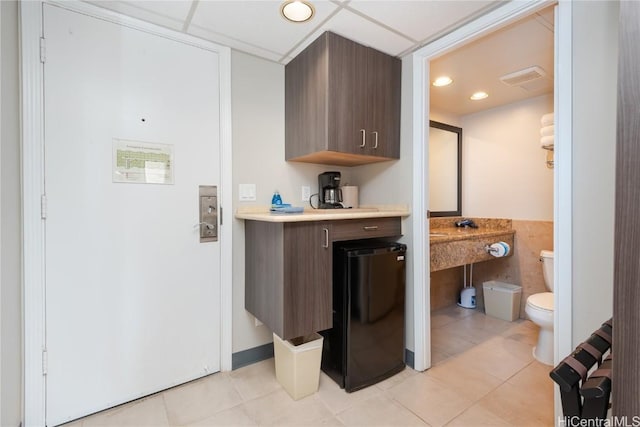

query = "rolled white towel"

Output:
[[540, 135, 554, 148], [541, 113, 554, 127], [540, 125, 554, 137]]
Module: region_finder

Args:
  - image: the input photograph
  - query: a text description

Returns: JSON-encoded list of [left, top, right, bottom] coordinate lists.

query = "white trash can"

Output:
[[273, 332, 324, 400], [482, 281, 522, 321]]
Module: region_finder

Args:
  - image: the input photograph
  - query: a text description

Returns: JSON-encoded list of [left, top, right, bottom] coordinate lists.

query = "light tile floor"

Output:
[[63, 306, 554, 427]]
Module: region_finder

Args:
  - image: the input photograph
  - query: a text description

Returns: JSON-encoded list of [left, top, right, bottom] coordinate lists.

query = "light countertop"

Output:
[[235, 205, 410, 223]]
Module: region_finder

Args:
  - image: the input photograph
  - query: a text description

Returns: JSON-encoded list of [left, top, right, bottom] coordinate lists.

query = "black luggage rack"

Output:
[[549, 319, 613, 421]]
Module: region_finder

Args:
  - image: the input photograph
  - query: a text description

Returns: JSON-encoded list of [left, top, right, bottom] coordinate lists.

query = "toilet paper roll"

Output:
[[342, 185, 358, 208], [489, 241, 510, 257]]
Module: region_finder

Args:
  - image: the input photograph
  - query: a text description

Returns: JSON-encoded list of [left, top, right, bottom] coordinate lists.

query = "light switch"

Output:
[[239, 184, 256, 201]]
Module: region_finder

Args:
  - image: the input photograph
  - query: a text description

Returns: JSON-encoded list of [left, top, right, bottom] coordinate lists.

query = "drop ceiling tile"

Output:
[[186, 26, 285, 63], [87, 1, 193, 31], [286, 8, 415, 60], [188, 0, 339, 59], [347, 0, 498, 42]]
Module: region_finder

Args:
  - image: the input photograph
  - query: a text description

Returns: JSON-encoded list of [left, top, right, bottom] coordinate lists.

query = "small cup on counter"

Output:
[[341, 185, 358, 209]]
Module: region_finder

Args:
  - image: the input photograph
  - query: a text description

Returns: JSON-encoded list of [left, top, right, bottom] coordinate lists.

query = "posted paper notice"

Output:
[[113, 139, 174, 184]]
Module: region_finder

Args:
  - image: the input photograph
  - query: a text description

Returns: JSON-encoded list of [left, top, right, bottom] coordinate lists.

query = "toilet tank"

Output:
[[540, 250, 554, 291]]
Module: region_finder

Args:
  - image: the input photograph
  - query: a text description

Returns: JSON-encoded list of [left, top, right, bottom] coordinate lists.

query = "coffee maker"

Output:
[[318, 171, 344, 209]]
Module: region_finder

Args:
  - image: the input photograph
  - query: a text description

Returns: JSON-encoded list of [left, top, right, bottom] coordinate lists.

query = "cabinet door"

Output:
[[283, 222, 333, 339], [367, 48, 401, 159], [285, 34, 330, 160], [327, 33, 369, 156]]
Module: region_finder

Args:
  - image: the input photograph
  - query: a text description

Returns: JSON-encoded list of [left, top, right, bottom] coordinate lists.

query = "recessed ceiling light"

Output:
[[470, 91, 489, 101], [432, 76, 453, 87], [280, 1, 315, 23]]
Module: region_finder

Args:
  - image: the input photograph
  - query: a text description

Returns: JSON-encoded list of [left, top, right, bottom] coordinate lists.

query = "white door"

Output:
[[43, 4, 221, 425]]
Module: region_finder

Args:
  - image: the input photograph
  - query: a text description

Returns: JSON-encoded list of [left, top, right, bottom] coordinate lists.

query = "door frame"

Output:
[[20, 2, 233, 425], [411, 0, 573, 393]]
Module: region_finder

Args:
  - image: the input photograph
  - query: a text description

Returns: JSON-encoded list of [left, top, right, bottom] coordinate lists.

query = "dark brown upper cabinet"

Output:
[[285, 32, 401, 167]]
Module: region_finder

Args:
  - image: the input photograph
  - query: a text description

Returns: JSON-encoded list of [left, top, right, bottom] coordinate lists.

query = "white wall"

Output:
[[231, 51, 355, 353], [430, 109, 462, 128], [1, 1, 22, 425], [460, 94, 554, 220], [570, 1, 618, 346]]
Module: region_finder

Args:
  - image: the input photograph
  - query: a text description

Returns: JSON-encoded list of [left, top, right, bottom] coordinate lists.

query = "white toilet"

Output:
[[525, 250, 554, 365]]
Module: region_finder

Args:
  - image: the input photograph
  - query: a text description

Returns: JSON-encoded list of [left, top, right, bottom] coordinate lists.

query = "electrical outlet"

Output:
[[302, 186, 311, 202]]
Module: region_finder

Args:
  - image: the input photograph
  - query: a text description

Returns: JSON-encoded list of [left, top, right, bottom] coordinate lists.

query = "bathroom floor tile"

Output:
[[228, 358, 282, 401], [506, 360, 555, 392], [387, 373, 472, 426], [81, 394, 169, 427], [430, 305, 476, 328], [475, 381, 554, 426], [162, 373, 243, 426], [374, 366, 420, 391], [316, 372, 382, 415], [241, 389, 304, 425], [261, 393, 334, 426], [425, 355, 503, 402], [445, 403, 512, 426], [313, 416, 346, 426], [431, 327, 476, 359], [451, 336, 533, 381], [441, 311, 514, 344], [182, 404, 257, 426], [430, 347, 453, 366], [501, 320, 539, 346], [336, 394, 428, 426]]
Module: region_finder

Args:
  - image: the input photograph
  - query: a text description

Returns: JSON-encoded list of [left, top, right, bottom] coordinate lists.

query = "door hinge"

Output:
[[42, 349, 48, 376], [40, 37, 46, 63], [41, 194, 47, 220], [220, 206, 223, 226]]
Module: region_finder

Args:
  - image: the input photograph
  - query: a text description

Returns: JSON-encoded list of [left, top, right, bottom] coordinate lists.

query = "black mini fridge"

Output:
[[320, 240, 406, 392]]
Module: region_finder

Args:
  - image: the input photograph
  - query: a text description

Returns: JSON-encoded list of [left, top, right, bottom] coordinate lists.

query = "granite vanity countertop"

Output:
[[428, 217, 515, 271], [430, 217, 514, 243], [429, 227, 515, 244], [235, 205, 410, 223]]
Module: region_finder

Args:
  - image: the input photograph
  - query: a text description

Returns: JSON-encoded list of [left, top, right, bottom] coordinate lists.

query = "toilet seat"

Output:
[[527, 292, 554, 312]]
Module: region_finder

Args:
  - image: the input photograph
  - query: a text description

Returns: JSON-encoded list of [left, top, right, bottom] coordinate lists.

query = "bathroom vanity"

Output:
[[429, 217, 515, 272]]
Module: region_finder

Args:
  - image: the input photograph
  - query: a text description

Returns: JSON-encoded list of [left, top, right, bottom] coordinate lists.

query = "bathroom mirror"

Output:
[[429, 120, 462, 217]]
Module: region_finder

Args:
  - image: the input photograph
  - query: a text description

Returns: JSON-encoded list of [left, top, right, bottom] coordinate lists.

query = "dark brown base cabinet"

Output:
[[285, 32, 401, 167], [244, 217, 402, 340]]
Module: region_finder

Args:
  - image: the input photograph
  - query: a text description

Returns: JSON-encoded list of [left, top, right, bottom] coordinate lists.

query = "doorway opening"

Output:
[[410, 4, 574, 412], [428, 5, 555, 368]]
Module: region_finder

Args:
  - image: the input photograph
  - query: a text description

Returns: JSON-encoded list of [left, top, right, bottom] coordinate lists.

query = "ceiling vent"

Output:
[[500, 66, 547, 87]]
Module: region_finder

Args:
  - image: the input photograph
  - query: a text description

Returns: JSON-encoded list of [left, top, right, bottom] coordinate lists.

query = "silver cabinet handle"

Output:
[[363, 226, 379, 231], [359, 129, 366, 148], [372, 131, 379, 149], [322, 228, 329, 248]]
